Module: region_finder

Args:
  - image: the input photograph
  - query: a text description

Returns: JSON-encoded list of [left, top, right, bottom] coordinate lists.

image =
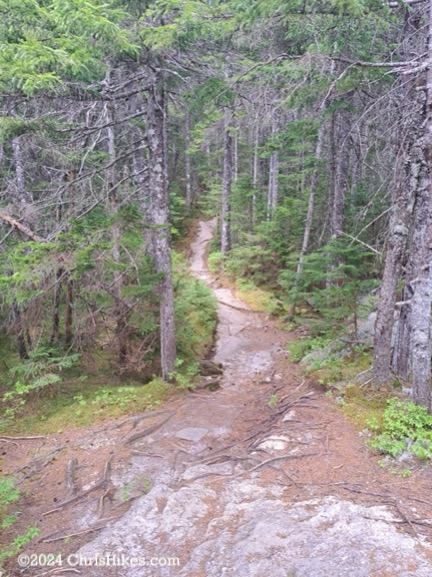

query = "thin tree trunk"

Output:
[[11, 134, 31, 358], [147, 79, 176, 380], [233, 112, 238, 184], [185, 110, 193, 210], [329, 110, 349, 241], [50, 267, 64, 346], [106, 101, 128, 366], [251, 122, 259, 229], [65, 280, 74, 349], [266, 118, 279, 220], [295, 124, 325, 284], [221, 110, 232, 255], [12, 302, 28, 359]]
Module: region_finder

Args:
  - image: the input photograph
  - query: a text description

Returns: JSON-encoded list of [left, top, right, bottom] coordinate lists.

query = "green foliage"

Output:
[[120, 476, 151, 501], [287, 335, 332, 363], [173, 252, 217, 366], [0, 479, 19, 509], [268, 393, 278, 407], [0, 526, 40, 566], [368, 398, 432, 460], [280, 237, 378, 327], [0, 0, 138, 95], [0, 476, 39, 567], [223, 239, 277, 286], [208, 251, 223, 275], [2, 349, 80, 420]]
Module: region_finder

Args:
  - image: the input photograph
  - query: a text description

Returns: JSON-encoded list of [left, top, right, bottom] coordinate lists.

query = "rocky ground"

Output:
[[2, 219, 432, 577]]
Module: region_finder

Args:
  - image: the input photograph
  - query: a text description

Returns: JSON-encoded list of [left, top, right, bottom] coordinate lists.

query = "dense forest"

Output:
[[1, 0, 432, 415]]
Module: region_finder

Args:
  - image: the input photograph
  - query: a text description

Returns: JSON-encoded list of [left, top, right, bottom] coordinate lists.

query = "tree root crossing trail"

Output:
[[5, 220, 432, 577]]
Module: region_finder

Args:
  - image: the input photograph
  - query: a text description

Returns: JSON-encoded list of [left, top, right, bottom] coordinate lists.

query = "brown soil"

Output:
[[1, 219, 432, 576]]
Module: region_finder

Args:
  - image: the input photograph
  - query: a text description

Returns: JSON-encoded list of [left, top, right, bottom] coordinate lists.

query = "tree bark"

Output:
[[65, 280, 74, 349], [185, 110, 193, 210], [50, 267, 64, 346], [147, 79, 176, 380], [329, 109, 350, 241], [409, 0, 432, 408], [374, 2, 426, 388], [221, 110, 232, 255], [106, 99, 129, 366], [266, 117, 279, 220], [372, 154, 413, 385], [295, 123, 325, 283], [251, 121, 260, 229]]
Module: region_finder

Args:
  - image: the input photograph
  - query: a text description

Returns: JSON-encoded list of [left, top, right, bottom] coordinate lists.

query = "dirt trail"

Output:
[[3, 220, 432, 577]]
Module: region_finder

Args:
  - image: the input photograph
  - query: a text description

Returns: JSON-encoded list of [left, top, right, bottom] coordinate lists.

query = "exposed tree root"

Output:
[[43, 456, 113, 517], [65, 458, 78, 497], [124, 414, 173, 444], [0, 435, 45, 441], [42, 515, 121, 543]]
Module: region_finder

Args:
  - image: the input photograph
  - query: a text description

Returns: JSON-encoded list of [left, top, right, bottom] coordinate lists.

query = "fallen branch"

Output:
[[0, 209, 46, 242]]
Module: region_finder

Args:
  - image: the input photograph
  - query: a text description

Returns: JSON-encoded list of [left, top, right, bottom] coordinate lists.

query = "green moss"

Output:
[[1, 375, 174, 435]]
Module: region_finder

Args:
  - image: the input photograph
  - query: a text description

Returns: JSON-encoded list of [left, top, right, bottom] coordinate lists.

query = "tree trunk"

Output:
[[409, 0, 432, 408], [147, 80, 176, 380], [251, 122, 260, 229], [65, 280, 74, 349], [266, 118, 279, 220], [295, 123, 325, 285], [50, 267, 64, 346], [374, 2, 425, 387], [106, 100, 128, 366], [329, 110, 349, 241], [12, 302, 28, 360], [185, 110, 193, 210], [372, 154, 413, 385], [221, 110, 232, 255]]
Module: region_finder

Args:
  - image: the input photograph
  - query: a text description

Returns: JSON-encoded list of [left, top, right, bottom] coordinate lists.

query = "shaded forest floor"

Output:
[[2, 220, 432, 576]]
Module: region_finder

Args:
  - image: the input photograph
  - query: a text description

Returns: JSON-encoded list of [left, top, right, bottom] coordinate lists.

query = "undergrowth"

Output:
[[0, 477, 39, 568], [0, 253, 217, 435], [208, 250, 284, 315], [367, 398, 432, 460]]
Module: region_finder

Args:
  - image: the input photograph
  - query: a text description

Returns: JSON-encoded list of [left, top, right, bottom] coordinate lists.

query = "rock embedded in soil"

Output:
[[175, 427, 209, 442]]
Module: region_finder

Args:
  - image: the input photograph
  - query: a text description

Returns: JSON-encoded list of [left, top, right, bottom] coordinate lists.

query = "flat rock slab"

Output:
[[76, 485, 432, 577], [175, 427, 209, 442]]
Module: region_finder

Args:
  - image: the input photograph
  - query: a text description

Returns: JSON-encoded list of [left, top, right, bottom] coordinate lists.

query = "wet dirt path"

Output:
[[5, 220, 432, 577]]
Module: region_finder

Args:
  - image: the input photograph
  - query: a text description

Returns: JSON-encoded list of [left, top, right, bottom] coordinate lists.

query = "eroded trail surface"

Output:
[[4, 220, 432, 577]]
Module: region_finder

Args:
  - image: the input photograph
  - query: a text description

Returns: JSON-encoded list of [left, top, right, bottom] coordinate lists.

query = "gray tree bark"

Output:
[[147, 79, 176, 380], [409, 0, 432, 408], [221, 110, 232, 254], [185, 110, 193, 210], [372, 155, 413, 385], [374, 3, 424, 387], [295, 123, 326, 283], [266, 117, 279, 220]]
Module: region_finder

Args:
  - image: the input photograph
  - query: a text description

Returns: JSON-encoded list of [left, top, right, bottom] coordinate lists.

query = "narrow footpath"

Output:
[[4, 220, 432, 577]]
